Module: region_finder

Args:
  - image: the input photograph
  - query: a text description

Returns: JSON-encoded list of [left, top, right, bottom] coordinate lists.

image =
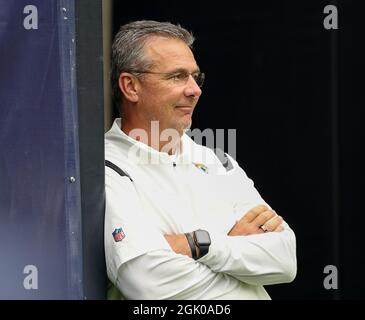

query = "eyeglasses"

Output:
[[130, 69, 205, 88]]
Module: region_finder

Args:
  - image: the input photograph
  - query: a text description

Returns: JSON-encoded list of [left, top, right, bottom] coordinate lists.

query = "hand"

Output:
[[228, 205, 284, 236], [164, 234, 192, 258]]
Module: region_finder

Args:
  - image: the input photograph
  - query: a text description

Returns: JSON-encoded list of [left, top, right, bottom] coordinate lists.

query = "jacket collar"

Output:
[[107, 118, 194, 165]]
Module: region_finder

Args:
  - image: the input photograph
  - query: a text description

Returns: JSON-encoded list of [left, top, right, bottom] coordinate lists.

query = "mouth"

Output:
[[175, 106, 194, 114]]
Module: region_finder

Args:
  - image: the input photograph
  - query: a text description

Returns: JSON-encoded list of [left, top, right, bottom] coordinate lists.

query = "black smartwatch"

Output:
[[193, 229, 211, 259]]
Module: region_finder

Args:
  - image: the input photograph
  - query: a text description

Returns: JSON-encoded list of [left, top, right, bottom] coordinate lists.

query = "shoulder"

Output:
[[104, 121, 136, 179]]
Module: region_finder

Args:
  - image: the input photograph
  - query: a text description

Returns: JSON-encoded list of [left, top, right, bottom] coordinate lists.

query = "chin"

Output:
[[183, 118, 192, 128], [167, 118, 192, 136], [180, 120, 192, 134]]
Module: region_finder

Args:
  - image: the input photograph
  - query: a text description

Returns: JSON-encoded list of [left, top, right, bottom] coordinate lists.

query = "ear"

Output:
[[118, 72, 139, 103]]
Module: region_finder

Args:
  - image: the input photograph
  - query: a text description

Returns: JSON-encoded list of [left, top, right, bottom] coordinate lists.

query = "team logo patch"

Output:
[[112, 227, 125, 242], [193, 162, 209, 174]]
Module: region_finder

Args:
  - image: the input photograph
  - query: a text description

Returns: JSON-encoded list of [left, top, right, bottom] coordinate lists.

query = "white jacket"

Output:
[[105, 118, 297, 299]]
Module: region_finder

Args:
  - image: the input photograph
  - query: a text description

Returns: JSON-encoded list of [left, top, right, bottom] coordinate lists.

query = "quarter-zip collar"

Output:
[[106, 118, 193, 165]]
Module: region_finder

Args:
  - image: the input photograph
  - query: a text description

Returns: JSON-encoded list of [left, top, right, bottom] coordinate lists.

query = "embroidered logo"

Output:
[[112, 227, 125, 242], [193, 162, 209, 174]]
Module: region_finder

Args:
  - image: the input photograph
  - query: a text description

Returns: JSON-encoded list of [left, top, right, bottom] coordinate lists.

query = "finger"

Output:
[[273, 225, 284, 232], [257, 227, 265, 234], [242, 205, 269, 223], [265, 216, 283, 232], [252, 209, 276, 227]]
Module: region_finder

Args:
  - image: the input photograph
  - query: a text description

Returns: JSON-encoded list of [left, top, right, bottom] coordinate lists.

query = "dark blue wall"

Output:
[[0, 0, 83, 299]]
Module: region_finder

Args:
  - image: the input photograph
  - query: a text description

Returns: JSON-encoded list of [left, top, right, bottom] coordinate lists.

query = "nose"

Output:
[[184, 75, 202, 98]]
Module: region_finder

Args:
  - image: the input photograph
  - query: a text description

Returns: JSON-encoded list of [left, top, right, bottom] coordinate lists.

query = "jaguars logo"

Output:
[[193, 162, 209, 174]]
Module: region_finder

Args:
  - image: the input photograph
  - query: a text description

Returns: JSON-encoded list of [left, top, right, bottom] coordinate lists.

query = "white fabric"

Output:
[[105, 118, 297, 299]]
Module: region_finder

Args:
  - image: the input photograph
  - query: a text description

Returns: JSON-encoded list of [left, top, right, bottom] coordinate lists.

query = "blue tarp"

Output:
[[0, 0, 83, 299]]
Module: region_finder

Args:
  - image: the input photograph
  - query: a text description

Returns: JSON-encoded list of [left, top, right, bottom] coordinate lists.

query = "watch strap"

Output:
[[193, 231, 209, 259], [185, 232, 197, 260]]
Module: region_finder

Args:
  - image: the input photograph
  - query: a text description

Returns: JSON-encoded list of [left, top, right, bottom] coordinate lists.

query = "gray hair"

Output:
[[111, 20, 195, 109]]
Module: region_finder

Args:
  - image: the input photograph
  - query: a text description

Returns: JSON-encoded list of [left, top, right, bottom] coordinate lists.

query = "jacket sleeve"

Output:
[[114, 249, 271, 300], [105, 167, 171, 283], [198, 222, 297, 286], [114, 250, 223, 300]]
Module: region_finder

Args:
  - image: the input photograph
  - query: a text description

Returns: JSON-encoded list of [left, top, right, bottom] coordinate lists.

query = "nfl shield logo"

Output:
[[112, 227, 125, 242]]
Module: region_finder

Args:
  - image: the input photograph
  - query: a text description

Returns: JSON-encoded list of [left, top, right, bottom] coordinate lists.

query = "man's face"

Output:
[[136, 36, 202, 135]]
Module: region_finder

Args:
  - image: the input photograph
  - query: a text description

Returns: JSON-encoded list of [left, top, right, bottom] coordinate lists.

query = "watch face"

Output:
[[194, 230, 211, 246]]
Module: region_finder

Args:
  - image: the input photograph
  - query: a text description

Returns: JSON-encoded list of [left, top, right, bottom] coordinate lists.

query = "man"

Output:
[[105, 20, 297, 299]]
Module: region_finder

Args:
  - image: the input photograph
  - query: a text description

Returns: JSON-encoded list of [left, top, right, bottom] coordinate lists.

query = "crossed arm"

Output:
[[106, 166, 297, 299], [163, 205, 296, 286], [165, 205, 284, 258], [114, 205, 296, 299]]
